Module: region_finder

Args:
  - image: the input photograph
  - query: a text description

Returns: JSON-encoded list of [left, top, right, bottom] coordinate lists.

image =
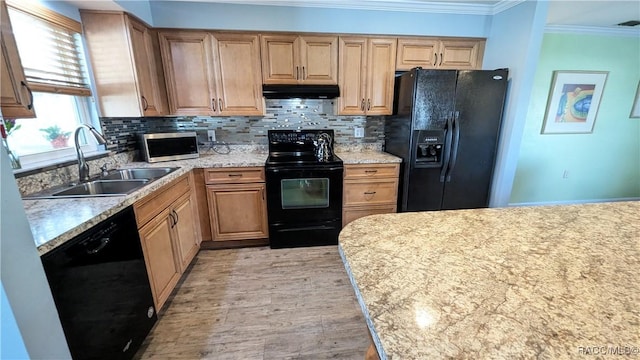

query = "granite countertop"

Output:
[[25, 150, 401, 255], [338, 201, 640, 359]]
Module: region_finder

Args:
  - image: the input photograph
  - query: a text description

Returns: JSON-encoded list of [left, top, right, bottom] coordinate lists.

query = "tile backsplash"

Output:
[[100, 99, 384, 153]]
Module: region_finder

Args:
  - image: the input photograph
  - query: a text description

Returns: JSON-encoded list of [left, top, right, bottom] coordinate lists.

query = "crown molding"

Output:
[[545, 24, 640, 37], [171, 0, 528, 15]]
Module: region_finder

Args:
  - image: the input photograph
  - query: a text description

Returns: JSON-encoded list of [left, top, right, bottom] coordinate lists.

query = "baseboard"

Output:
[[508, 197, 640, 207]]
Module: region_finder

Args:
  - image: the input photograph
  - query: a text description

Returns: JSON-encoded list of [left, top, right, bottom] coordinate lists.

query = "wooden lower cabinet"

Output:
[[204, 167, 269, 246], [138, 208, 181, 311], [134, 172, 201, 311], [343, 163, 400, 227], [206, 183, 269, 241]]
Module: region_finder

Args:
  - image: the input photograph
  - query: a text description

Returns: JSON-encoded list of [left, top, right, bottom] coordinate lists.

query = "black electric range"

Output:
[[265, 129, 343, 248]]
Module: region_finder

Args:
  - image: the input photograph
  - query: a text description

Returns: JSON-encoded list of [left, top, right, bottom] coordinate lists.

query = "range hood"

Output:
[[262, 84, 340, 99]]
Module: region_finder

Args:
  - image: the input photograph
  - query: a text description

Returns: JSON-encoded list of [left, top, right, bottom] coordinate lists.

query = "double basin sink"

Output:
[[24, 167, 179, 199]]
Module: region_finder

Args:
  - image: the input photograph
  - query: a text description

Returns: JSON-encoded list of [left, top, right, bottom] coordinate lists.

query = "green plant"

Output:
[[39, 125, 71, 141]]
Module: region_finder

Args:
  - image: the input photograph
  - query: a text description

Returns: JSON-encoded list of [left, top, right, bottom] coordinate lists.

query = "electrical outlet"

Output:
[[562, 170, 569, 179], [207, 130, 216, 142], [354, 127, 364, 138]]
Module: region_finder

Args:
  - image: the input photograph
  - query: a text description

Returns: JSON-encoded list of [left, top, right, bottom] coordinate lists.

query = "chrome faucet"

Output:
[[74, 124, 107, 182]]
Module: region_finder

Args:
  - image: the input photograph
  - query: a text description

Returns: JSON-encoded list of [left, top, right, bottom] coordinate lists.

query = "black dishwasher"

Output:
[[41, 206, 156, 360]]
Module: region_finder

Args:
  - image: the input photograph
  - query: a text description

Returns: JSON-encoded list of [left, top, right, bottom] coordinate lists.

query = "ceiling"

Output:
[[62, 0, 640, 28]]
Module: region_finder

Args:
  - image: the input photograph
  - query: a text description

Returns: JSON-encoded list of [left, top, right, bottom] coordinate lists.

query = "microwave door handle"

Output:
[[439, 114, 453, 182], [446, 111, 461, 182]]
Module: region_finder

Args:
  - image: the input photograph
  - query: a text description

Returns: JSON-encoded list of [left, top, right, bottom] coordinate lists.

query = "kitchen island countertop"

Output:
[[24, 149, 401, 255], [339, 201, 640, 359]]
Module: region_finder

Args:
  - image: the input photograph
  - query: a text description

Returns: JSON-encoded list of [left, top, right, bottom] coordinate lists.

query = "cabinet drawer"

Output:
[[134, 173, 191, 227], [343, 204, 396, 227], [344, 164, 399, 180], [344, 179, 398, 206], [204, 167, 265, 184]]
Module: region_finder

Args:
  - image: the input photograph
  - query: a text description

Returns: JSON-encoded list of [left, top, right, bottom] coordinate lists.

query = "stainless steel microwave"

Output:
[[140, 132, 199, 163]]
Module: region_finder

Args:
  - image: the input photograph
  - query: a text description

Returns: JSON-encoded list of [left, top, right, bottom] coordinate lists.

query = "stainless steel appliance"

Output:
[[265, 129, 343, 248], [385, 68, 509, 211], [140, 132, 199, 163], [41, 206, 156, 360]]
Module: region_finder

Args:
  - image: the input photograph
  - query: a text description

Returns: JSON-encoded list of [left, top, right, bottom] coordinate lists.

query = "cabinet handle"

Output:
[[218, 98, 223, 110], [21, 81, 33, 110], [433, 53, 438, 67], [360, 98, 365, 111], [302, 66, 306, 80], [141, 96, 148, 111], [169, 212, 176, 228], [367, 99, 371, 111], [439, 53, 443, 66], [261, 188, 265, 200], [296, 66, 299, 80], [364, 170, 378, 174], [364, 191, 377, 195], [173, 209, 179, 225], [212, 98, 216, 111], [228, 173, 243, 177]]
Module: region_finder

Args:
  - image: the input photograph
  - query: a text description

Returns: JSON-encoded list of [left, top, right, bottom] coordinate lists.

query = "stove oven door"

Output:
[[265, 164, 343, 248]]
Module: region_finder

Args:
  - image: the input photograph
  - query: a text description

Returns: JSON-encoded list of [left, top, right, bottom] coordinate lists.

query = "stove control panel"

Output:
[[268, 130, 334, 145]]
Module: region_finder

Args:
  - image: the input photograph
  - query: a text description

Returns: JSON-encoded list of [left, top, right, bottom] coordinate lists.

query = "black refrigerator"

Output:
[[385, 68, 508, 212]]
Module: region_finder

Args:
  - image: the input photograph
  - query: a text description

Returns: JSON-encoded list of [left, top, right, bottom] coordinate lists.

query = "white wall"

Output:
[[483, 0, 549, 207], [0, 150, 70, 359]]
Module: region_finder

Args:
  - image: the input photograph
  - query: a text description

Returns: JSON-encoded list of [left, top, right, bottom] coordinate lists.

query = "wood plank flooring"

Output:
[[135, 246, 370, 359]]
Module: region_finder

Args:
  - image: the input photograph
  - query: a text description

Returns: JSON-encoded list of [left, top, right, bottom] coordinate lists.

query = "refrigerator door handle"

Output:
[[446, 111, 461, 182], [439, 114, 453, 182]]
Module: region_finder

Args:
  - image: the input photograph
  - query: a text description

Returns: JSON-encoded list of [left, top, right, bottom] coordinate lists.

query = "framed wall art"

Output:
[[541, 71, 608, 134], [630, 80, 640, 118]]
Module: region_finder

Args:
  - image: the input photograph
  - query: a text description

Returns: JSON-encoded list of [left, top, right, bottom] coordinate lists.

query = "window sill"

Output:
[[13, 150, 113, 178]]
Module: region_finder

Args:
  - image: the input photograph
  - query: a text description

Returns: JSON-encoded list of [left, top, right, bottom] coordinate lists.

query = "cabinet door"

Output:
[[214, 33, 264, 116], [0, 0, 35, 118], [438, 39, 483, 70], [337, 37, 367, 115], [260, 34, 298, 84], [366, 37, 396, 115], [138, 209, 181, 311], [173, 193, 200, 272], [128, 18, 165, 116], [299, 36, 337, 84], [396, 37, 439, 71], [159, 31, 216, 116], [206, 183, 268, 241]]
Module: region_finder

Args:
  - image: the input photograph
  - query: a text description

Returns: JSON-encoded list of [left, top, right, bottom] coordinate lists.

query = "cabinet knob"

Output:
[[218, 98, 223, 110], [361, 98, 365, 111], [211, 98, 216, 111], [367, 99, 371, 111]]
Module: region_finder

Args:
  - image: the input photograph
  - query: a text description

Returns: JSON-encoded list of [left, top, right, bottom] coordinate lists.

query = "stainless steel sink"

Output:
[[100, 167, 178, 180], [23, 167, 181, 199], [51, 179, 149, 197]]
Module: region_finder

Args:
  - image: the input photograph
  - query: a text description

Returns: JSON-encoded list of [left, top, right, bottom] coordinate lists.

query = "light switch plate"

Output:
[[354, 127, 364, 138], [207, 130, 216, 142]]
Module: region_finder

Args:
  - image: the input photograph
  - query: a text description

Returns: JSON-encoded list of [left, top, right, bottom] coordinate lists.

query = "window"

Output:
[[4, 1, 103, 169]]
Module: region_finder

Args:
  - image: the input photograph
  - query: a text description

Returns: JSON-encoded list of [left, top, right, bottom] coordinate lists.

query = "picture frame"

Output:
[[630, 81, 640, 118], [541, 71, 608, 134]]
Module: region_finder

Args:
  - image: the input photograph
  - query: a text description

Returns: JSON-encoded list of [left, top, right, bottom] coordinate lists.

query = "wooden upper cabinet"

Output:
[[80, 11, 168, 117], [159, 31, 216, 116], [159, 31, 263, 116], [396, 37, 485, 71], [215, 33, 264, 116], [338, 36, 396, 116], [127, 18, 167, 116], [0, 0, 35, 118], [261, 34, 337, 85]]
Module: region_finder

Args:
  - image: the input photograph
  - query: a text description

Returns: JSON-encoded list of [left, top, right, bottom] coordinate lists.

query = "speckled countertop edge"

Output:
[[25, 150, 401, 255]]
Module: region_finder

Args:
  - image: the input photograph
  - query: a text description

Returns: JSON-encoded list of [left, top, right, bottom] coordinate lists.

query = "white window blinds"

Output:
[[7, 3, 91, 96]]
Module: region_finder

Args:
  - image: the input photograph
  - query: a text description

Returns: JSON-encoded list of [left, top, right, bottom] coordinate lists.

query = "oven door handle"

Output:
[[266, 166, 344, 172], [278, 225, 337, 232]]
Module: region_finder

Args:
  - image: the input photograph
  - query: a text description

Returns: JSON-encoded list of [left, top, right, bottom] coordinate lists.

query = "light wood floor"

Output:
[[135, 246, 370, 359]]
